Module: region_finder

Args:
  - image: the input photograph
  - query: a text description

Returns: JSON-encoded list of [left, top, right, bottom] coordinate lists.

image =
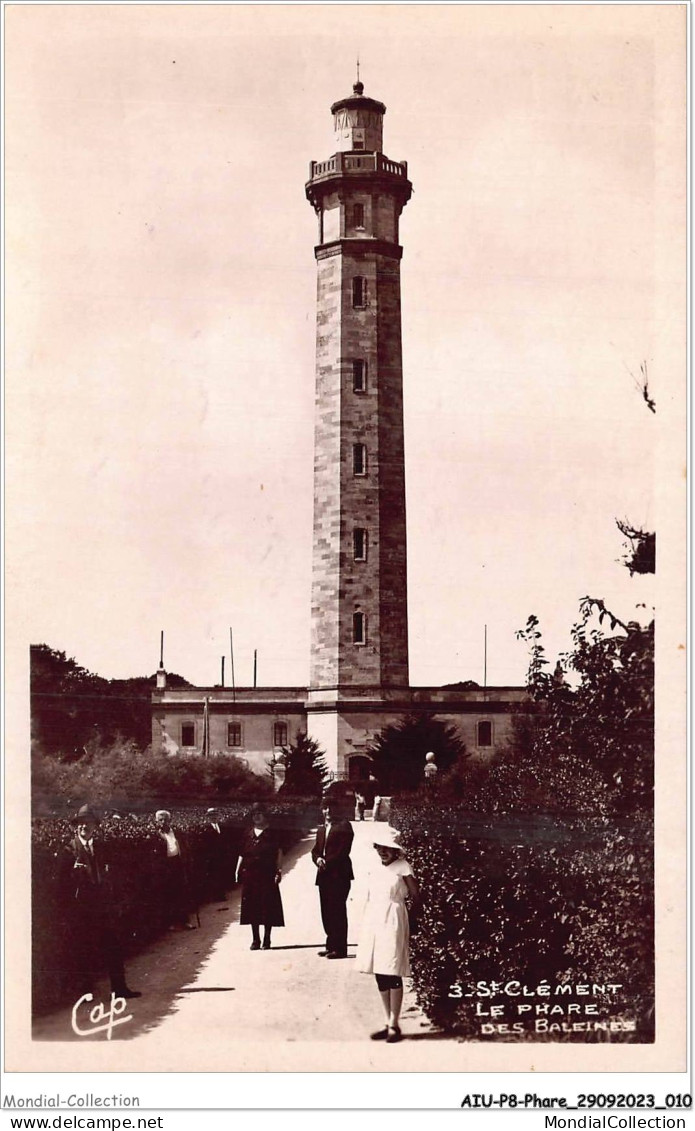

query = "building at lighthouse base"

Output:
[[151, 678, 528, 781]]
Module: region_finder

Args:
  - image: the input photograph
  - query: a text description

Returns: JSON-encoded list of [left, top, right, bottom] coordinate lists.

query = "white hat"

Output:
[[372, 827, 403, 850]]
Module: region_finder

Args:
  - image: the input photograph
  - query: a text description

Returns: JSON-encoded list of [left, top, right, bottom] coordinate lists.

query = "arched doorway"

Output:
[[348, 754, 372, 783]]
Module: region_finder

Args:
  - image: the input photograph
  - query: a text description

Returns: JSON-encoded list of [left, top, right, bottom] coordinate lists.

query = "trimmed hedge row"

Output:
[[392, 802, 653, 1042], [32, 801, 319, 1014]]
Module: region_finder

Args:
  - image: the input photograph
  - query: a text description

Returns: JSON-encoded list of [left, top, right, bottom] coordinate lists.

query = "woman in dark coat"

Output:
[[235, 805, 284, 950]]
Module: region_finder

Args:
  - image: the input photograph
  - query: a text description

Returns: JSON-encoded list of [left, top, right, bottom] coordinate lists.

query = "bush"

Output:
[[31, 800, 318, 1014], [392, 800, 653, 1042], [32, 739, 272, 816]]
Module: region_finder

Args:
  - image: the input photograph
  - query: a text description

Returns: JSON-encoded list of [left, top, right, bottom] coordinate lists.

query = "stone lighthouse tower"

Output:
[[305, 80, 413, 772], [151, 81, 526, 776]]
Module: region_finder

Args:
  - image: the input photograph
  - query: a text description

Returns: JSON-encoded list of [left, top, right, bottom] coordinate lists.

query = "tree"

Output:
[[616, 520, 655, 576], [279, 733, 329, 799], [515, 600, 653, 816], [367, 713, 467, 794], [30, 644, 192, 756]]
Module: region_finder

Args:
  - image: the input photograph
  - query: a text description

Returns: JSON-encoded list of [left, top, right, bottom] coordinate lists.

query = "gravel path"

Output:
[[31, 821, 448, 1070]]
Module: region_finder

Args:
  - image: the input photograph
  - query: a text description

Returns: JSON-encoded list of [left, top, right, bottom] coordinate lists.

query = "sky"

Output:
[[7, 4, 682, 689]]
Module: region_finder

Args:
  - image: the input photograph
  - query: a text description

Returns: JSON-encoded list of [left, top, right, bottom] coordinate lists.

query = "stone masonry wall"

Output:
[[310, 249, 342, 688]]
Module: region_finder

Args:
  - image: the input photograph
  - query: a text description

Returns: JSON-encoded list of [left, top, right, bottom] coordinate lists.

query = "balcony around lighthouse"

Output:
[[307, 151, 408, 184]]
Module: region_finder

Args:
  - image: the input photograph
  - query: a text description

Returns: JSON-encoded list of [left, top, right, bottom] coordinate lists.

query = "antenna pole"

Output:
[[221, 656, 225, 687], [484, 624, 488, 697], [159, 630, 164, 668], [253, 649, 257, 689], [230, 628, 236, 702]]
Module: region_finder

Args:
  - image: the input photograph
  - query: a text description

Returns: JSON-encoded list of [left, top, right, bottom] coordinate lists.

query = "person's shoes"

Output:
[[318, 950, 329, 957], [327, 952, 347, 959], [250, 941, 261, 950], [370, 1027, 389, 1041], [114, 987, 141, 999], [262, 942, 271, 950], [386, 1026, 402, 1043]]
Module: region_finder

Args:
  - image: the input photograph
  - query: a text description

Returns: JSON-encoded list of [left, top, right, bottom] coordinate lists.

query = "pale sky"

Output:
[[7, 4, 682, 689]]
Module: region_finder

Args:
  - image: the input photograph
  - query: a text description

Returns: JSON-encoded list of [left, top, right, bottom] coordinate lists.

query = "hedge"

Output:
[[391, 801, 653, 1042], [32, 800, 319, 1014]]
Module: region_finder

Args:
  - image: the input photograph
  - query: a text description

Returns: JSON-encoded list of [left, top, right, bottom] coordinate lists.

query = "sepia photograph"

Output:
[[4, 2, 687, 1079]]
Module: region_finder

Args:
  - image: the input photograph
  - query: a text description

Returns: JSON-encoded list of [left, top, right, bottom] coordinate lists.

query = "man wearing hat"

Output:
[[201, 807, 235, 903], [311, 796, 354, 959], [67, 805, 141, 1000]]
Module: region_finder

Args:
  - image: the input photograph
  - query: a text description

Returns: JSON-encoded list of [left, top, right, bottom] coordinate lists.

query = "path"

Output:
[[32, 821, 453, 1070]]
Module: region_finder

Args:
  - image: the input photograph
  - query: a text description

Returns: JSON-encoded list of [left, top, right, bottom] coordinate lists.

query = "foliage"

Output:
[[278, 732, 329, 799], [616, 521, 655, 576], [392, 800, 653, 1042], [32, 801, 315, 1013], [31, 737, 271, 816], [30, 644, 192, 757], [391, 563, 653, 1041], [515, 601, 653, 816], [367, 712, 468, 794]]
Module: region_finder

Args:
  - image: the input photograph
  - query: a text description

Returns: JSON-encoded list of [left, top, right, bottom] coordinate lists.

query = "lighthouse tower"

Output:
[[305, 81, 413, 772], [151, 80, 526, 776], [305, 79, 413, 710]]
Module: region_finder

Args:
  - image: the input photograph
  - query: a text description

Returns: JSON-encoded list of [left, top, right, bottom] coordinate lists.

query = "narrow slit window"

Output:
[[273, 722, 288, 748], [352, 276, 366, 307], [353, 528, 367, 561], [181, 722, 195, 747], [353, 612, 366, 645], [353, 203, 365, 228], [477, 721, 493, 747], [353, 359, 367, 393], [227, 722, 242, 747], [353, 443, 367, 476]]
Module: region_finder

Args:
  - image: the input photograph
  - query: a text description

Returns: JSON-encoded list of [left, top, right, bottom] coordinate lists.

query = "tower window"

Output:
[[477, 721, 493, 747], [353, 139, 364, 151], [352, 276, 366, 308], [353, 528, 368, 561], [181, 722, 195, 747], [353, 203, 365, 228], [273, 722, 288, 748], [227, 722, 242, 747], [352, 443, 367, 476], [353, 359, 367, 393], [353, 612, 366, 645]]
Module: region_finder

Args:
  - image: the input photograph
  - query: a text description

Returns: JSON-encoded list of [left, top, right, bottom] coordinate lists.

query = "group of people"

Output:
[[236, 796, 421, 1043], [64, 794, 421, 1043]]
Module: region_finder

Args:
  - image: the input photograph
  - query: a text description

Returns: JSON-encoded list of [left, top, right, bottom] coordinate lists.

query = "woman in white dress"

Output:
[[356, 827, 421, 1043]]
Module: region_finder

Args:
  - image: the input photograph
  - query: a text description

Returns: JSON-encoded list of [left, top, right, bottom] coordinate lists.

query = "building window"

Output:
[[352, 276, 366, 307], [352, 359, 367, 393], [353, 443, 367, 476], [353, 203, 365, 228], [273, 722, 288, 748], [477, 721, 493, 747], [227, 722, 242, 747], [181, 722, 195, 747], [353, 139, 364, 151], [353, 528, 367, 561], [353, 612, 366, 644]]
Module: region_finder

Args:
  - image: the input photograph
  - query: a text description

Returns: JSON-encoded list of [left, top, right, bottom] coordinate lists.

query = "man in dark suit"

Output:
[[67, 804, 140, 999], [201, 807, 236, 902], [311, 797, 354, 959], [154, 809, 197, 929]]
